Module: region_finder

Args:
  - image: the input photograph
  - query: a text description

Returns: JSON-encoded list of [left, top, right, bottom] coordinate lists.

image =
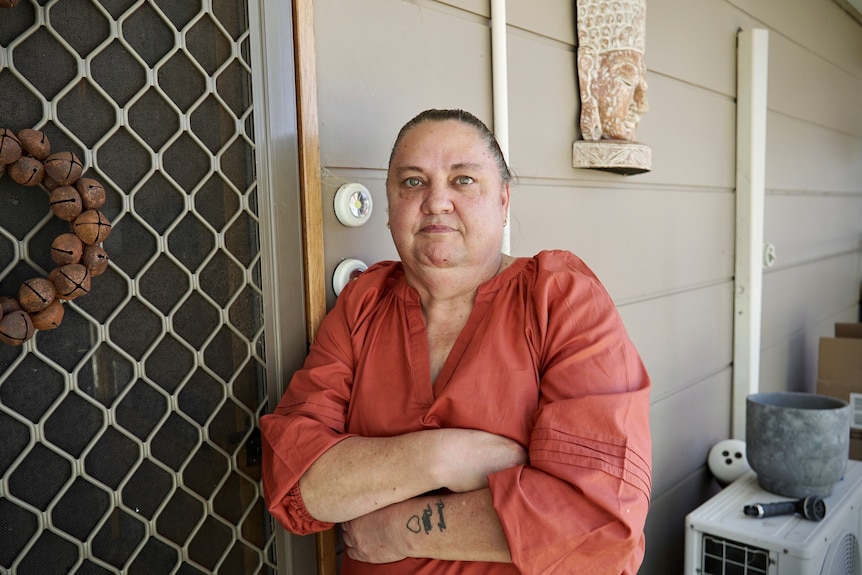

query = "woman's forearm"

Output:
[[299, 431, 446, 523], [343, 489, 512, 564], [299, 428, 527, 523]]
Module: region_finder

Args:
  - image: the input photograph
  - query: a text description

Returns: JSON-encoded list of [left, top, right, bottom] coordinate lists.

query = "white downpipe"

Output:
[[491, 0, 511, 254], [732, 28, 769, 440]]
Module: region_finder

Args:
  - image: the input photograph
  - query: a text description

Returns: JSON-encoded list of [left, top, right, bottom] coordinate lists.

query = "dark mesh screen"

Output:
[[0, 1, 275, 573]]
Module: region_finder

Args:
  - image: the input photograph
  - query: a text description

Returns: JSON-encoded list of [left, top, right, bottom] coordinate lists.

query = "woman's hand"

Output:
[[438, 429, 527, 493], [342, 506, 406, 564]]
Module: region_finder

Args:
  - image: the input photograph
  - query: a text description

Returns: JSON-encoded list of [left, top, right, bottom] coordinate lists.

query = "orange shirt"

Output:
[[261, 250, 652, 574]]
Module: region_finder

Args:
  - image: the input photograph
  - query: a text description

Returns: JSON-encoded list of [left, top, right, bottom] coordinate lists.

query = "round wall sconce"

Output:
[[334, 183, 373, 227], [333, 258, 368, 296]]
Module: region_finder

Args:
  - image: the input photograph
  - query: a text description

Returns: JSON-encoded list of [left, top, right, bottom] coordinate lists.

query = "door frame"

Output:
[[249, 0, 331, 573]]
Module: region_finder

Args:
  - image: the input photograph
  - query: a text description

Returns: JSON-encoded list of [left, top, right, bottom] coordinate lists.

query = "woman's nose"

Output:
[[421, 180, 454, 214]]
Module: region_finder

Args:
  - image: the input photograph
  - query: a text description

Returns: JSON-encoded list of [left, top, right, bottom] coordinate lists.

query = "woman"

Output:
[[261, 109, 652, 574]]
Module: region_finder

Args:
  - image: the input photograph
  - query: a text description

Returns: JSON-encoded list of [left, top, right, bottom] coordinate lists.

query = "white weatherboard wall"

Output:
[[307, 0, 862, 572]]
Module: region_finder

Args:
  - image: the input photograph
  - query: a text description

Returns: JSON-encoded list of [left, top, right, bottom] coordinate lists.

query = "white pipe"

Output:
[[491, 0, 511, 254], [732, 28, 769, 440]]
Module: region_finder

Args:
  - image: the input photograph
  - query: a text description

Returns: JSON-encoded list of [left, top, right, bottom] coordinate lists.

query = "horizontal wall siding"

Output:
[[510, 184, 735, 302], [647, 468, 721, 571], [768, 33, 862, 135], [759, 0, 862, 412], [646, 0, 744, 96], [508, 0, 575, 45], [768, 113, 862, 193], [619, 282, 734, 403], [765, 190, 862, 265], [760, 300, 861, 395], [308, 0, 862, 573], [761, 254, 862, 366], [757, 0, 862, 415], [756, 0, 862, 431], [648, 370, 733, 499], [728, 0, 862, 80], [645, 368, 735, 568], [505, 28, 579, 180], [633, 75, 737, 188], [314, 0, 494, 171]]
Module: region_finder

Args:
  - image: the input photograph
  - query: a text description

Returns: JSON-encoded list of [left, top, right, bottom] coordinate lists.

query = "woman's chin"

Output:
[[412, 245, 463, 269]]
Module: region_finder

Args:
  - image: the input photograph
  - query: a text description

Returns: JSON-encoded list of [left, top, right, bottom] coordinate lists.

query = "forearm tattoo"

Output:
[[406, 499, 446, 534]]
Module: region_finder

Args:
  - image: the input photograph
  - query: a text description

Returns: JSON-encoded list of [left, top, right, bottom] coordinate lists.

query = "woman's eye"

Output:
[[404, 177, 422, 187], [454, 175, 474, 185]]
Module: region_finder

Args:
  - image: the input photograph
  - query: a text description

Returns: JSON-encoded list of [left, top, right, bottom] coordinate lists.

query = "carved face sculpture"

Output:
[[576, 0, 649, 143], [593, 50, 647, 140], [591, 49, 648, 141]]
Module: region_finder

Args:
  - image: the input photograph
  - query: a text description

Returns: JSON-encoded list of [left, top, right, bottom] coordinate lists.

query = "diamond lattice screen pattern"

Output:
[[0, 1, 276, 574]]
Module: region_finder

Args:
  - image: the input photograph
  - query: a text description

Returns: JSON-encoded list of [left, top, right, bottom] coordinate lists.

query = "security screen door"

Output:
[[0, 1, 284, 573]]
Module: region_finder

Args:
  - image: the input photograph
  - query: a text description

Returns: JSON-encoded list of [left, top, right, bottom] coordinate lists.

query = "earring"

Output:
[[503, 217, 508, 227], [386, 222, 391, 229]]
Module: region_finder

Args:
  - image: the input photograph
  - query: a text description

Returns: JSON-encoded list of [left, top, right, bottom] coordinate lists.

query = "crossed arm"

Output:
[[297, 428, 527, 564]]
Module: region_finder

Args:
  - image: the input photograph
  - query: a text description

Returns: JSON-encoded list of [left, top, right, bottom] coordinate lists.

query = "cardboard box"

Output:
[[836, 322, 862, 339], [852, 429, 862, 461], [816, 323, 862, 460]]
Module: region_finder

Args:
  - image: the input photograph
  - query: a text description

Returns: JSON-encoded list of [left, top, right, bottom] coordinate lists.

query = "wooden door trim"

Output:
[[292, 1, 336, 573], [293, 0, 327, 343]]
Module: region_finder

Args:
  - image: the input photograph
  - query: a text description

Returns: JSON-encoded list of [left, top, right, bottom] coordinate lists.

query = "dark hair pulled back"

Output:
[[388, 109, 512, 184]]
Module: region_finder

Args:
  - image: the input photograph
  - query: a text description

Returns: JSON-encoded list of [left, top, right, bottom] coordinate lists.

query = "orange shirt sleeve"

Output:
[[259, 264, 391, 534], [488, 251, 652, 574]]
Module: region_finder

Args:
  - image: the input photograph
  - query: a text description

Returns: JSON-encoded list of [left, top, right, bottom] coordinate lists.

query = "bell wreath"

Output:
[[0, 127, 111, 347]]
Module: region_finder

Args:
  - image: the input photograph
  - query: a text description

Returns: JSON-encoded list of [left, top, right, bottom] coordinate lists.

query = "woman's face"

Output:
[[386, 120, 510, 273]]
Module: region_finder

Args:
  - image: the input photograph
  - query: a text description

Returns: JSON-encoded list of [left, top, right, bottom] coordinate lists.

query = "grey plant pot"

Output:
[[746, 391, 850, 498]]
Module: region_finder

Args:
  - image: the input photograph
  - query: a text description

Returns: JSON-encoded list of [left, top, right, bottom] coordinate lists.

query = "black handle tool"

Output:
[[743, 496, 826, 522]]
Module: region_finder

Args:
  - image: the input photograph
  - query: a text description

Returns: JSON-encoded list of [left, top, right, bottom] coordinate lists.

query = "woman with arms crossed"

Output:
[[261, 109, 651, 574]]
